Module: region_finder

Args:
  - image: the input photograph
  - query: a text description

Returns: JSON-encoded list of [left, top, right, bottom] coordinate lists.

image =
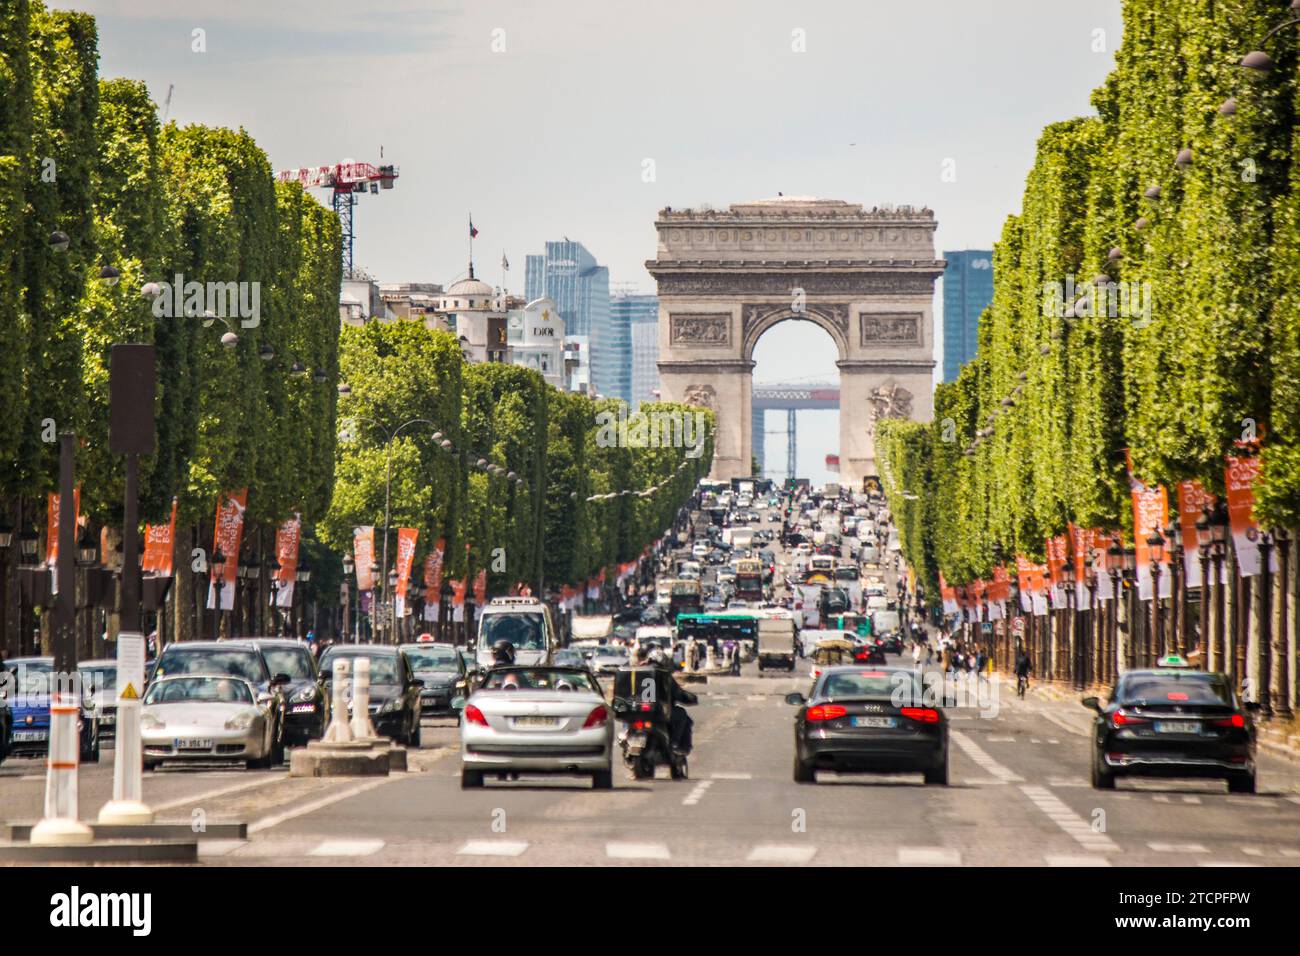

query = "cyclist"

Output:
[[1014, 646, 1034, 698]]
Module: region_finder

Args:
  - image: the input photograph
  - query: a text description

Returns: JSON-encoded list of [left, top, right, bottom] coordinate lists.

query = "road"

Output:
[[4, 660, 1299, 866]]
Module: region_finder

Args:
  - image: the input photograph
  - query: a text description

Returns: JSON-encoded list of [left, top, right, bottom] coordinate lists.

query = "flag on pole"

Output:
[[469, 217, 478, 238], [501, 251, 509, 271]]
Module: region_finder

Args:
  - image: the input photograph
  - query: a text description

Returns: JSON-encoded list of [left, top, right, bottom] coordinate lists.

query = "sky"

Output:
[[68, 0, 1125, 485]]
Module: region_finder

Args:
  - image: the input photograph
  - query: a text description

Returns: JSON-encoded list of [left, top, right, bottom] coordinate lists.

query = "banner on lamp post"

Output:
[[1224, 456, 1274, 577], [142, 498, 177, 576], [207, 490, 248, 611], [273, 515, 301, 609], [353, 526, 375, 592], [1177, 480, 1214, 588], [421, 538, 444, 622], [394, 528, 418, 617]]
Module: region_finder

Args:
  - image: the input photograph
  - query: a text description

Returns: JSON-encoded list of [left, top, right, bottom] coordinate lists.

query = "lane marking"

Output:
[[898, 847, 960, 866], [710, 772, 753, 780], [1201, 861, 1261, 867], [1182, 796, 1201, 805], [1020, 785, 1117, 852], [606, 842, 670, 860], [152, 773, 284, 812], [748, 844, 816, 863], [1047, 777, 1089, 788], [457, 840, 529, 857], [682, 780, 713, 806], [950, 730, 1023, 783], [1147, 842, 1208, 853], [247, 777, 392, 834], [196, 839, 245, 858], [1046, 854, 1111, 867], [987, 735, 1015, 743], [310, 839, 385, 857]]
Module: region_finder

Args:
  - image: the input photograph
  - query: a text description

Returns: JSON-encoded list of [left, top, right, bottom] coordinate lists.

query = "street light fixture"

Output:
[[19, 525, 39, 563], [0, 519, 13, 550], [342, 553, 355, 576], [76, 525, 99, 567], [48, 230, 70, 252]]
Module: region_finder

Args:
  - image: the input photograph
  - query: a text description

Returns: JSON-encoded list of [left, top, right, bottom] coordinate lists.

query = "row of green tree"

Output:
[[877, 0, 1300, 597]]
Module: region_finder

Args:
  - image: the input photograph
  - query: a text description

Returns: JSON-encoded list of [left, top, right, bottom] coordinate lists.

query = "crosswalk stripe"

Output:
[[747, 844, 816, 863], [1020, 785, 1118, 852], [1045, 855, 1111, 867], [309, 839, 385, 857], [710, 772, 753, 780], [682, 780, 713, 806], [898, 847, 961, 866], [1147, 842, 1208, 853], [951, 730, 1023, 783], [606, 842, 671, 860], [457, 840, 529, 857]]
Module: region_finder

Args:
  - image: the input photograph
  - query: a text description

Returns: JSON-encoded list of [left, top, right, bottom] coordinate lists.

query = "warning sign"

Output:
[[117, 633, 145, 703], [120, 682, 139, 700]]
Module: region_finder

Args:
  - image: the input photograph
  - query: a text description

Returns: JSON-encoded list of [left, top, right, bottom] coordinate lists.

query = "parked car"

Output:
[[142, 675, 276, 770], [150, 641, 289, 764], [78, 658, 119, 742], [3, 657, 100, 762], [319, 644, 423, 745], [400, 641, 467, 721], [245, 639, 327, 746], [456, 665, 612, 789]]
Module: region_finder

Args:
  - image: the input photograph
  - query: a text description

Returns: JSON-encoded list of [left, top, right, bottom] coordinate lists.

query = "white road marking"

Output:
[[309, 839, 385, 857], [1047, 739, 1060, 745], [682, 780, 714, 806], [960, 777, 1008, 786], [1047, 777, 1089, 788], [607, 842, 671, 860], [1147, 842, 1208, 853], [1242, 846, 1265, 857], [152, 773, 284, 812], [19, 774, 43, 781], [986, 735, 1015, 743], [1200, 861, 1261, 867], [710, 772, 753, 780], [1030, 738, 1042, 744], [1046, 855, 1111, 867], [1182, 796, 1201, 805], [748, 844, 816, 863], [898, 847, 961, 866], [247, 777, 392, 834], [951, 730, 1023, 783], [457, 840, 529, 857], [746, 695, 765, 702], [196, 839, 246, 857], [1020, 785, 1117, 852]]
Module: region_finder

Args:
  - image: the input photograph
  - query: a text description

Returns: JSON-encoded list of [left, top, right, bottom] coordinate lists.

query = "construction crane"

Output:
[[275, 160, 399, 279]]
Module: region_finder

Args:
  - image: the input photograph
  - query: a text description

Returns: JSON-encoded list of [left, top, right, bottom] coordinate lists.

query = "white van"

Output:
[[475, 597, 558, 668]]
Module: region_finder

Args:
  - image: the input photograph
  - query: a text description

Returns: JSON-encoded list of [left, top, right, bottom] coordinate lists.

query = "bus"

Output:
[[734, 557, 764, 602], [667, 579, 703, 623], [675, 611, 759, 652], [805, 555, 836, 584]]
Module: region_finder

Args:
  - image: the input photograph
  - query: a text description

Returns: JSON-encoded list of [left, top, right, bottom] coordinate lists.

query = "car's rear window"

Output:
[[482, 669, 597, 693], [155, 649, 265, 684], [1118, 674, 1232, 706], [817, 670, 913, 700]]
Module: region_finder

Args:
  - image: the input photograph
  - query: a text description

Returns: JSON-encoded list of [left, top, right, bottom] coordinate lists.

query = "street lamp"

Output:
[[1207, 501, 1230, 678], [211, 549, 227, 639], [1147, 530, 1165, 663], [369, 561, 380, 642]]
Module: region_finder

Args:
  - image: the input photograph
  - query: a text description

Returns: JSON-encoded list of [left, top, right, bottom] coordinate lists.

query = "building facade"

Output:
[[525, 240, 610, 397], [940, 249, 994, 382], [613, 293, 659, 408]]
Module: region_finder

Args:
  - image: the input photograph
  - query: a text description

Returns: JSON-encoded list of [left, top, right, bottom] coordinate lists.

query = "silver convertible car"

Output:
[[141, 675, 277, 770], [457, 665, 613, 789]]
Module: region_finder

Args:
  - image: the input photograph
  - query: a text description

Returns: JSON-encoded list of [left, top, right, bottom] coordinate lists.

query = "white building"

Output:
[[508, 297, 568, 390]]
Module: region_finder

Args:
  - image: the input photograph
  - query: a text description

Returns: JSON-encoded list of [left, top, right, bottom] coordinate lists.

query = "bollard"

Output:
[[100, 632, 153, 824], [705, 645, 717, 670], [322, 658, 353, 743], [350, 657, 377, 739], [30, 691, 93, 845]]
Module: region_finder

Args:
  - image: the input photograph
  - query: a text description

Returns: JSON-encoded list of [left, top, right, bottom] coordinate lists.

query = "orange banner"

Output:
[[1131, 482, 1170, 600], [423, 538, 445, 593], [1225, 456, 1271, 577], [209, 490, 248, 611], [1177, 480, 1215, 587], [353, 526, 375, 591], [46, 488, 81, 564], [394, 528, 418, 616], [473, 567, 488, 606], [142, 498, 177, 575]]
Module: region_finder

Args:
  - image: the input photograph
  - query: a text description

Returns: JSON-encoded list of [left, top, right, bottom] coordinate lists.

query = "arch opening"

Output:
[[751, 318, 841, 488]]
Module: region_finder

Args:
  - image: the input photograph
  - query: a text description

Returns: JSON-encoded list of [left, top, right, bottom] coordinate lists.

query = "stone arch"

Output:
[[740, 304, 849, 363]]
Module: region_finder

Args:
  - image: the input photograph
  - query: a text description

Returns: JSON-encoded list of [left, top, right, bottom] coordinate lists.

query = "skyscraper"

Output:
[[612, 293, 659, 408], [941, 250, 994, 382], [525, 240, 612, 396]]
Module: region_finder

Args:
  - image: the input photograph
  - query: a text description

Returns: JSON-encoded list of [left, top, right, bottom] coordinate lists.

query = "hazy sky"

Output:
[[70, 0, 1125, 483]]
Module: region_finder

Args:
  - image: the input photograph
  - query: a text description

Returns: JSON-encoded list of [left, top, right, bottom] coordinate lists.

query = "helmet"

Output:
[[647, 647, 668, 666], [492, 640, 516, 665]]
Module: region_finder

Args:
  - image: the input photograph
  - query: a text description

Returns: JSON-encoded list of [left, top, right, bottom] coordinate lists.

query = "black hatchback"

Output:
[[319, 645, 423, 746], [1083, 666, 1258, 792], [245, 639, 328, 746], [787, 665, 948, 785]]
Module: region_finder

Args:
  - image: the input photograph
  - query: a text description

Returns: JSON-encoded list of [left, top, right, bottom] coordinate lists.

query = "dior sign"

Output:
[[669, 313, 731, 347], [860, 312, 921, 346]]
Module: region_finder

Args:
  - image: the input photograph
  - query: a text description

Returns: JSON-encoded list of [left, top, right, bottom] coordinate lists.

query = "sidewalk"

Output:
[[991, 669, 1300, 763]]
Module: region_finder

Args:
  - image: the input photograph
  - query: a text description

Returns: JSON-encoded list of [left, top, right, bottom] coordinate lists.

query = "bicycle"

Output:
[[1016, 673, 1029, 699]]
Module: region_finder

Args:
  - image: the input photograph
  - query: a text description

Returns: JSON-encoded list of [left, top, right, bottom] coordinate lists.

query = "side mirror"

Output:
[[450, 696, 466, 711], [784, 692, 806, 706], [411, 678, 425, 688], [272, 673, 292, 686], [1081, 696, 1102, 712]]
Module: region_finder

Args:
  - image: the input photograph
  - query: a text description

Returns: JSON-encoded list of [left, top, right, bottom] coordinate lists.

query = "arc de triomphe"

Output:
[[646, 197, 944, 487]]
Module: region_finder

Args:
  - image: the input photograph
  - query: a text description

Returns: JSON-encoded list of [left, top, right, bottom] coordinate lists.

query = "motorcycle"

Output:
[[611, 666, 689, 780]]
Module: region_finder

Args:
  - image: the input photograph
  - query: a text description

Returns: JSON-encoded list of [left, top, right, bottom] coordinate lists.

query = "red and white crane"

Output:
[[275, 160, 399, 278]]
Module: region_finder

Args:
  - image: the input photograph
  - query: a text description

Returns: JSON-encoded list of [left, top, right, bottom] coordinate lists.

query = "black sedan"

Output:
[[787, 665, 948, 785], [1084, 666, 1258, 792], [399, 641, 467, 720], [319, 645, 423, 746], [246, 639, 328, 746]]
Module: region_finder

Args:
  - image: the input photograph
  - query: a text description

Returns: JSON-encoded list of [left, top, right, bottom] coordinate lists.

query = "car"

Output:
[[319, 644, 424, 746], [78, 659, 119, 742], [717, 567, 737, 584], [551, 648, 587, 668], [588, 645, 630, 675], [400, 641, 468, 721], [1083, 662, 1258, 792], [787, 665, 948, 785], [142, 675, 277, 770], [4, 657, 100, 762], [245, 639, 328, 746], [150, 641, 289, 764], [768, 511, 782, 523], [456, 665, 613, 789], [853, 643, 888, 665]]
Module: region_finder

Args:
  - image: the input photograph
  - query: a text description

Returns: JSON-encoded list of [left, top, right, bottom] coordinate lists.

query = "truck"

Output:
[[756, 617, 797, 671], [724, 527, 755, 552]]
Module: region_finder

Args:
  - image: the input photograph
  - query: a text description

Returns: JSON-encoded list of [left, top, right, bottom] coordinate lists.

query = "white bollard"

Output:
[[30, 688, 93, 845], [99, 632, 153, 824], [350, 657, 377, 739], [322, 658, 353, 743], [705, 645, 716, 670]]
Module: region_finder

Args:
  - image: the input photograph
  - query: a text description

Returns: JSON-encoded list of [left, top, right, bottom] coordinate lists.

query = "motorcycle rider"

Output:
[[636, 644, 698, 754], [491, 639, 516, 666]]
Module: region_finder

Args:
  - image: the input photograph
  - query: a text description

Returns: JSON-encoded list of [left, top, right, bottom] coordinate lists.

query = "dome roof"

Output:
[[445, 277, 494, 297]]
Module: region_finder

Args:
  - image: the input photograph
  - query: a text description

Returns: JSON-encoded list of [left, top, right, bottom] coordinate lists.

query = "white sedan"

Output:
[[457, 666, 614, 789], [141, 675, 276, 770]]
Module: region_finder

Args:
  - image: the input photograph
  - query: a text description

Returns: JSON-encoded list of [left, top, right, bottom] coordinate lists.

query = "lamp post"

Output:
[[1084, 553, 1098, 688], [1257, 531, 1274, 716], [342, 552, 355, 642], [387, 567, 399, 644], [211, 550, 227, 639], [1061, 561, 1077, 688], [1272, 528, 1292, 719], [1207, 502, 1229, 677], [369, 561, 380, 642], [1164, 519, 1182, 656], [1196, 511, 1212, 669], [18, 524, 40, 655], [295, 562, 311, 639], [1122, 546, 1137, 671], [1106, 543, 1122, 683], [1147, 530, 1165, 664]]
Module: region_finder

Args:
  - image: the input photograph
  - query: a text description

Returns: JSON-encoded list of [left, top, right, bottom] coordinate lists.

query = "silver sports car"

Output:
[[141, 675, 276, 770], [457, 665, 613, 789]]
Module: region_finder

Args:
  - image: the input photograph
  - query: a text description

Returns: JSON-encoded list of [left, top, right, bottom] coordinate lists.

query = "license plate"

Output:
[[513, 716, 559, 728], [1154, 721, 1200, 735], [12, 730, 48, 742], [175, 738, 214, 750], [852, 716, 896, 728]]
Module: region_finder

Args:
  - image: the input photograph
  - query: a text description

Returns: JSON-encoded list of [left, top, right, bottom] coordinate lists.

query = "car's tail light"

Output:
[[1111, 711, 1148, 727], [1213, 714, 1245, 728], [638, 701, 653, 712], [464, 704, 489, 726], [900, 707, 940, 723], [583, 706, 608, 729], [806, 704, 847, 722]]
